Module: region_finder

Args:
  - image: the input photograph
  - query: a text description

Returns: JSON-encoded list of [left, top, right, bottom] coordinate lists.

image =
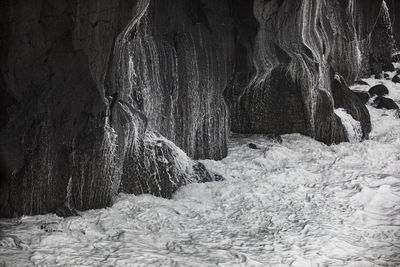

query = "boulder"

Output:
[[369, 84, 389, 96], [226, 0, 379, 146], [0, 0, 384, 217], [386, 1, 400, 49], [119, 133, 221, 200], [373, 97, 399, 109], [248, 143, 259, 149], [392, 75, 400, 83], [192, 162, 224, 182], [0, 0, 233, 217]]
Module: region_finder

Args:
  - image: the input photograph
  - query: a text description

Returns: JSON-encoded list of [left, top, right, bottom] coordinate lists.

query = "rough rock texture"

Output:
[[386, 0, 400, 49], [351, 90, 370, 105], [0, 0, 225, 217], [108, 0, 234, 160], [331, 75, 371, 139], [368, 1, 395, 74], [373, 96, 399, 109], [0, 0, 387, 217], [1, 0, 127, 216], [226, 0, 378, 144]]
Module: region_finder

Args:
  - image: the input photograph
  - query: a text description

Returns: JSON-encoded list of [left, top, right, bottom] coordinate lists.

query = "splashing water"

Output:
[[334, 108, 363, 143], [1, 74, 400, 266]]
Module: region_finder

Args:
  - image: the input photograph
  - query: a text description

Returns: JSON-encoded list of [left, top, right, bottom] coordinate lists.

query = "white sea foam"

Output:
[[334, 108, 363, 143], [1, 73, 400, 266]]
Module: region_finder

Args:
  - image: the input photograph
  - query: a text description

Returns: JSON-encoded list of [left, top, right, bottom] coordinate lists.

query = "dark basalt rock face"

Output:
[[331, 75, 371, 139], [0, 0, 228, 217], [370, 1, 395, 73], [118, 132, 217, 199], [248, 143, 259, 150], [360, 1, 395, 76], [0, 0, 390, 217], [226, 0, 378, 145], [108, 0, 234, 161], [386, 0, 400, 49], [351, 90, 371, 105]]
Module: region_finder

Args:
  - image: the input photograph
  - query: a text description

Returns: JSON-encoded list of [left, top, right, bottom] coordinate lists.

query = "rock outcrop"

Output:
[[386, 0, 400, 50], [226, 0, 380, 144], [331, 74, 371, 139], [373, 97, 399, 109], [393, 75, 400, 83], [351, 90, 370, 105], [0, 0, 393, 217], [0, 0, 226, 217], [369, 1, 395, 74], [369, 84, 390, 96]]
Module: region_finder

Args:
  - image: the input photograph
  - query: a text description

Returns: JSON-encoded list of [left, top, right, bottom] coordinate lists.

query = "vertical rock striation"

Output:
[[0, 0, 391, 217], [0, 0, 118, 216], [226, 0, 378, 145], [386, 0, 400, 50], [0, 0, 224, 217], [106, 0, 234, 197], [369, 1, 395, 73], [108, 0, 234, 161]]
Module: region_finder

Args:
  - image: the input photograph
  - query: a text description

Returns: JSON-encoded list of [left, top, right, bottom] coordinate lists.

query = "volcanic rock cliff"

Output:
[[0, 0, 397, 217], [387, 0, 400, 48]]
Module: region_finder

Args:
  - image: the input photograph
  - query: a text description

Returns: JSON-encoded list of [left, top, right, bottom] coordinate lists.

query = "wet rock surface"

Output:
[[373, 96, 399, 109], [351, 90, 370, 105], [331, 75, 371, 140], [387, 0, 400, 47], [0, 0, 395, 216], [392, 74, 400, 83], [369, 84, 390, 96], [0, 0, 232, 216], [0, 235, 22, 249], [368, 2, 395, 75]]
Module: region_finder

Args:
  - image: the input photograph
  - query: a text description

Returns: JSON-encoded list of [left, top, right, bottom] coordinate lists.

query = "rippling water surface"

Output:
[[1, 76, 400, 266]]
